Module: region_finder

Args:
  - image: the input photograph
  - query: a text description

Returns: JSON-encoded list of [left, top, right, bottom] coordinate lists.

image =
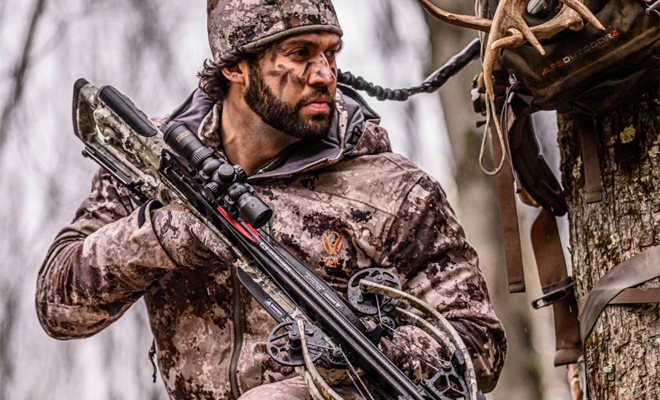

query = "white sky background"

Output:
[[0, 1, 455, 399]]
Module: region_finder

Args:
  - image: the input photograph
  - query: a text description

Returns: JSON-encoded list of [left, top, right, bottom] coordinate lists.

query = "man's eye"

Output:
[[290, 49, 310, 58], [325, 45, 343, 60]]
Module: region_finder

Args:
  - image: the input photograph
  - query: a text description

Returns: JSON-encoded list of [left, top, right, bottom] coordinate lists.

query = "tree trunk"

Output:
[[557, 89, 660, 400]]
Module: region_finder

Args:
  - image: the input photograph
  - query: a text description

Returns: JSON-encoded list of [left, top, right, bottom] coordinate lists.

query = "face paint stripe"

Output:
[[279, 71, 289, 95], [303, 62, 313, 78]]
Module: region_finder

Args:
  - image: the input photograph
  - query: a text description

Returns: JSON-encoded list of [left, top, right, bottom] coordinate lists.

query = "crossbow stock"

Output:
[[72, 79, 484, 400]]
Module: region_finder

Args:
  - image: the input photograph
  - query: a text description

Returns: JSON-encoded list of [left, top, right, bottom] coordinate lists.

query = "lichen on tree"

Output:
[[558, 88, 660, 400]]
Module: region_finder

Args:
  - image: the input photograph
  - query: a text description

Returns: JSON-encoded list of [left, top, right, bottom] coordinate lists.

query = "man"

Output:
[[36, 0, 506, 398]]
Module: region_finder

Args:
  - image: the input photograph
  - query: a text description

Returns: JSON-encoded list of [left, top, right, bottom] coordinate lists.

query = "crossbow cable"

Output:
[[359, 280, 482, 400], [299, 319, 343, 400]]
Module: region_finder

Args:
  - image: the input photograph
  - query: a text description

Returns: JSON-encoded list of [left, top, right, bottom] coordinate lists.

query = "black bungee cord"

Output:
[[337, 38, 481, 102]]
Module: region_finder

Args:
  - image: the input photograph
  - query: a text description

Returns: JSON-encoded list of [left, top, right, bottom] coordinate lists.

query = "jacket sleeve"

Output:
[[378, 175, 507, 393], [36, 168, 177, 339]]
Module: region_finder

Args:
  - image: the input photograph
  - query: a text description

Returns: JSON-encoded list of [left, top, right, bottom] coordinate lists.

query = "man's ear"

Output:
[[221, 62, 248, 86]]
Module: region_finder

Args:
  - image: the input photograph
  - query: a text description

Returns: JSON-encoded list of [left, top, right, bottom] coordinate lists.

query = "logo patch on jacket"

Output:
[[322, 231, 343, 269]]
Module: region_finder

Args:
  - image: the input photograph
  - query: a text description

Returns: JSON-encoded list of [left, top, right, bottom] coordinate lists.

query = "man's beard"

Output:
[[243, 65, 335, 139]]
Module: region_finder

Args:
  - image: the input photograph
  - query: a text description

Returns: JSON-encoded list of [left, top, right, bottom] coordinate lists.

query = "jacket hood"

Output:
[[161, 84, 392, 179]]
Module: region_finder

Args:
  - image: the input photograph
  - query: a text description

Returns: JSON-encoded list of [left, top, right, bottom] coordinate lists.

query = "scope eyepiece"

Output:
[[163, 122, 272, 229], [236, 194, 272, 229]]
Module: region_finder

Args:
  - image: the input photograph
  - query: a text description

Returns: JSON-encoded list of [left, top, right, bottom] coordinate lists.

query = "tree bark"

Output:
[[558, 89, 660, 400]]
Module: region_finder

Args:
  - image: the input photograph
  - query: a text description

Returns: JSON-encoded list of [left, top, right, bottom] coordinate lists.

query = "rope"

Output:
[[478, 96, 507, 175]]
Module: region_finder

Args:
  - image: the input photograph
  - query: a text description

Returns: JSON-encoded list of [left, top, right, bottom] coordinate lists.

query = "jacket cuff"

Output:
[[83, 199, 178, 279]]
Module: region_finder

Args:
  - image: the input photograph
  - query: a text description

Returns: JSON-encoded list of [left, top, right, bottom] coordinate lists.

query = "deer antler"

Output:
[[417, 0, 492, 32], [490, 0, 602, 48], [417, 0, 606, 98]]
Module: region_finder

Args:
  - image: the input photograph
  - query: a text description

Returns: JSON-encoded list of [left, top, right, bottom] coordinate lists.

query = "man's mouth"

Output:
[[305, 102, 330, 112], [304, 97, 333, 112]]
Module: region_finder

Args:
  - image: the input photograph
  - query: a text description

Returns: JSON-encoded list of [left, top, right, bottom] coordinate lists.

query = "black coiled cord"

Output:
[[337, 38, 481, 102], [337, 70, 411, 101]]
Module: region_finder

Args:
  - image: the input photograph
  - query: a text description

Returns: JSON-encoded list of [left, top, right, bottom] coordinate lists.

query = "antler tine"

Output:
[[482, 0, 543, 98], [511, 15, 545, 54], [417, 0, 606, 99], [491, 7, 584, 50], [560, 0, 606, 30], [491, 29, 525, 50], [416, 0, 492, 32]]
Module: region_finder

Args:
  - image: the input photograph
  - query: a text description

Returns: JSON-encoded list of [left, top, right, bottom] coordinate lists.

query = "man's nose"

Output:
[[307, 56, 336, 87]]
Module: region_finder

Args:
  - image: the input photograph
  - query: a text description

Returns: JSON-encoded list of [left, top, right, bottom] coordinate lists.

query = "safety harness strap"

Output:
[[488, 113, 526, 293], [578, 245, 660, 343], [530, 209, 582, 365], [575, 114, 603, 203], [579, 288, 660, 310]]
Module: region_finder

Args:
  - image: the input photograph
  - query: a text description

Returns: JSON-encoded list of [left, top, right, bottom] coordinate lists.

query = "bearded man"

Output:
[[36, 1, 507, 399]]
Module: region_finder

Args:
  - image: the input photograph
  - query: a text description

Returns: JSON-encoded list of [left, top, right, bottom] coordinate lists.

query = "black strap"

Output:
[[506, 96, 568, 216], [149, 339, 158, 383], [575, 114, 603, 203]]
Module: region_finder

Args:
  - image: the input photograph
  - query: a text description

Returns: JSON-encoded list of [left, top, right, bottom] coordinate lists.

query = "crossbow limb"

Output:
[[299, 319, 344, 400], [360, 280, 482, 400]]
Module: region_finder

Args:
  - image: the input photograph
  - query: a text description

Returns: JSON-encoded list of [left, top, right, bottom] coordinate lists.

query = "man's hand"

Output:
[[379, 325, 450, 384], [151, 202, 237, 270]]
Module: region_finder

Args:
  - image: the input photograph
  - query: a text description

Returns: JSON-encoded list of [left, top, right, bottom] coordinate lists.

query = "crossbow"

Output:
[[72, 78, 484, 400]]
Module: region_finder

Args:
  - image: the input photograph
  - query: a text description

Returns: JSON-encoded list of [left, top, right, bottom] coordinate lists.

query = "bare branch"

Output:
[[0, 0, 48, 154]]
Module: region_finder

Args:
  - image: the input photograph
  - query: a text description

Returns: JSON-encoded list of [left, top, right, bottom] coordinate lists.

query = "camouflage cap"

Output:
[[208, 0, 343, 65]]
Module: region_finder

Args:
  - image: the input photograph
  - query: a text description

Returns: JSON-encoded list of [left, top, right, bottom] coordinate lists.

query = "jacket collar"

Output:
[[161, 85, 390, 180]]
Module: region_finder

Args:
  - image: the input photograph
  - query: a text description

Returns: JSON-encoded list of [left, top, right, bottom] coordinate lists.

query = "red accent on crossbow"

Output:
[[217, 206, 260, 243]]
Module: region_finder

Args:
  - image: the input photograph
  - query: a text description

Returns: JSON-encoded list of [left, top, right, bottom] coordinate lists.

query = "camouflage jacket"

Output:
[[36, 86, 507, 399]]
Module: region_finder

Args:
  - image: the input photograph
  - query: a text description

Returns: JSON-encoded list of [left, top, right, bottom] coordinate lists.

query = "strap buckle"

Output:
[[532, 277, 574, 309]]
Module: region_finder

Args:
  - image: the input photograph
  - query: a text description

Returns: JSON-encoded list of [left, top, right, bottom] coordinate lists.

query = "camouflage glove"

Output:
[[150, 201, 237, 270], [83, 200, 236, 274], [379, 325, 451, 384], [81, 199, 179, 277]]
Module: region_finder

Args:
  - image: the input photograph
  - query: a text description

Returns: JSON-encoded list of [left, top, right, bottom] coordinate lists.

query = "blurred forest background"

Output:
[[0, 0, 573, 399]]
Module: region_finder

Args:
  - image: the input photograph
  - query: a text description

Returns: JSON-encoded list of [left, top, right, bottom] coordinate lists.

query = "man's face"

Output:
[[243, 32, 342, 139]]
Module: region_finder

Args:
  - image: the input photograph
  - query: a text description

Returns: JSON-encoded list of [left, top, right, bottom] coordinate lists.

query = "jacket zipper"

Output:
[[250, 154, 340, 181], [229, 263, 245, 400], [248, 158, 332, 181]]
